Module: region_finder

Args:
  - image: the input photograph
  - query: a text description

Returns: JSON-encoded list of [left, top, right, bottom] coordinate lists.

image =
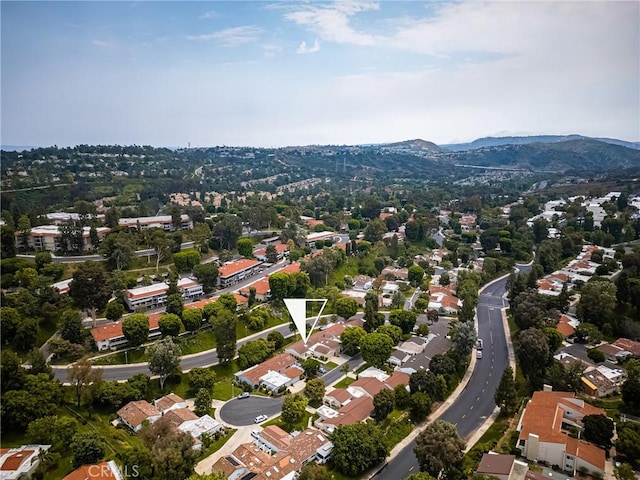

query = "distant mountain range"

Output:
[[441, 134, 640, 151]]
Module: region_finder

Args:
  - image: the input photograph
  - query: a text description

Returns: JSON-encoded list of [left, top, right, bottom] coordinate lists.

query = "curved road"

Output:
[[379, 265, 530, 480], [220, 396, 284, 426]]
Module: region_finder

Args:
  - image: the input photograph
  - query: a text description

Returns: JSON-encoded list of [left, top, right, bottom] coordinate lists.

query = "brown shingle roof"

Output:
[[613, 338, 640, 356], [326, 396, 374, 427], [239, 353, 298, 384], [477, 453, 515, 476], [162, 408, 198, 428], [155, 393, 185, 412], [117, 400, 160, 428]]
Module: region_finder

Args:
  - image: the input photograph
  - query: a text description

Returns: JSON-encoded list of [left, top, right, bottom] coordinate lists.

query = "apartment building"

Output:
[[15, 225, 110, 252], [118, 214, 193, 231]]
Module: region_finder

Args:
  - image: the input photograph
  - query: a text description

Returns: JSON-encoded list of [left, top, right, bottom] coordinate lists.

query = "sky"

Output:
[[1, 0, 639, 148]]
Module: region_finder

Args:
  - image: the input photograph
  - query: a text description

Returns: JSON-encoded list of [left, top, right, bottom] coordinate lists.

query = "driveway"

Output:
[[219, 395, 284, 426]]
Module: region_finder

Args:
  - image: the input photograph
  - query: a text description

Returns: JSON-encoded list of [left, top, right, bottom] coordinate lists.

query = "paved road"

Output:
[[379, 266, 530, 480], [321, 354, 364, 386], [219, 396, 284, 426]]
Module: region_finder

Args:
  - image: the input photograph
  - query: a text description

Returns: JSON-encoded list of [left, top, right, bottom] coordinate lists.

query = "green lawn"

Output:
[[178, 329, 217, 356], [92, 346, 148, 365], [333, 377, 355, 388], [262, 411, 313, 433], [324, 361, 339, 370], [197, 428, 237, 460]]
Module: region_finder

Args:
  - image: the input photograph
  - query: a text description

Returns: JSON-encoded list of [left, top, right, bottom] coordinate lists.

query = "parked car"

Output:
[[237, 392, 250, 399], [251, 429, 261, 438], [318, 367, 327, 374], [255, 414, 268, 423], [476, 351, 483, 359], [477, 339, 484, 350]]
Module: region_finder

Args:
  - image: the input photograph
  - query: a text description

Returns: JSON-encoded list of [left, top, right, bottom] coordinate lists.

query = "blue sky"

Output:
[[2, 1, 639, 147]]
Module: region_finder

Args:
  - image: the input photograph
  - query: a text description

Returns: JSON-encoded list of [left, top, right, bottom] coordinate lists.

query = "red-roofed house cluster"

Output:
[[316, 367, 409, 433]]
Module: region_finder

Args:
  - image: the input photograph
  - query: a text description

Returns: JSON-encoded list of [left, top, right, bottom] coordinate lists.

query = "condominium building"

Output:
[[124, 278, 203, 310], [118, 214, 193, 231], [15, 225, 110, 252]]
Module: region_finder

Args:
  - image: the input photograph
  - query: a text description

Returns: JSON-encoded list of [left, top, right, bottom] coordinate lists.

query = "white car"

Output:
[[255, 414, 268, 424], [477, 351, 483, 359]]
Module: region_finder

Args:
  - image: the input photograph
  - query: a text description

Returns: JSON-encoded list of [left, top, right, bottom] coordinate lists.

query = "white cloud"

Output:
[[199, 10, 217, 20], [262, 44, 283, 57], [296, 39, 320, 54], [186, 26, 263, 46], [285, 0, 378, 46]]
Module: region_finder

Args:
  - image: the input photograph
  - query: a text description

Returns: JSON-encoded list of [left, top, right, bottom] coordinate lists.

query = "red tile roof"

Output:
[[326, 396, 373, 427], [62, 462, 119, 480], [91, 314, 160, 342], [218, 259, 261, 278], [1, 450, 34, 471], [279, 262, 301, 274], [117, 400, 160, 428], [557, 315, 576, 337], [239, 276, 271, 296], [239, 353, 298, 384], [565, 437, 605, 470]]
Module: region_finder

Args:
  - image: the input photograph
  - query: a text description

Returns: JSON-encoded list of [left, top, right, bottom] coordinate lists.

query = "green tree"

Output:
[[173, 249, 201, 273], [516, 328, 549, 389], [450, 320, 477, 362], [1, 350, 26, 392], [71, 432, 105, 468], [122, 313, 150, 347], [373, 388, 395, 421], [35, 251, 53, 271], [267, 331, 285, 350], [408, 265, 425, 287], [60, 310, 85, 345], [148, 337, 182, 390], [406, 473, 437, 480], [297, 463, 331, 480], [616, 423, 640, 462], [187, 473, 227, 480], [237, 238, 254, 258], [0, 307, 21, 344], [577, 278, 617, 328], [17, 214, 31, 251], [68, 356, 103, 407], [213, 214, 243, 250], [414, 420, 465, 479], [363, 291, 384, 332], [158, 313, 183, 337], [141, 417, 199, 479], [192, 263, 218, 294], [494, 366, 517, 415], [583, 414, 614, 448], [28, 347, 53, 378], [281, 393, 308, 427], [335, 297, 358, 320], [265, 244, 279, 263], [364, 218, 387, 243], [165, 292, 184, 317], [13, 317, 38, 351], [210, 307, 237, 365], [340, 325, 367, 356], [194, 388, 212, 416], [191, 222, 212, 252], [304, 378, 326, 406], [330, 422, 388, 477], [360, 332, 394, 368], [389, 309, 418, 334], [188, 367, 216, 392], [150, 229, 170, 271], [105, 301, 125, 322], [376, 324, 403, 344], [182, 308, 203, 332], [69, 262, 112, 328], [614, 463, 636, 480], [237, 338, 274, 370], [301, 357, 321, 378]]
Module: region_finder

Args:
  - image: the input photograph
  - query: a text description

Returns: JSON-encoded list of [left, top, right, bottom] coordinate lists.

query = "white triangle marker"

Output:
[[284, 298, 328, 345]]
